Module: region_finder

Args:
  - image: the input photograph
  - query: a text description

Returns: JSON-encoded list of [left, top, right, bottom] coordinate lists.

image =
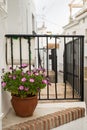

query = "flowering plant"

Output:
[[1, 64, 50, 98]]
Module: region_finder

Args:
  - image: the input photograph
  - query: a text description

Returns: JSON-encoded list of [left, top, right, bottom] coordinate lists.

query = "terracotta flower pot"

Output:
[[11, 95, 38, 117]]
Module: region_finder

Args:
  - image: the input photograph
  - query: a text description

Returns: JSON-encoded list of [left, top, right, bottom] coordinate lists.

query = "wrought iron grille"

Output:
[[5, 34, 84, 101]]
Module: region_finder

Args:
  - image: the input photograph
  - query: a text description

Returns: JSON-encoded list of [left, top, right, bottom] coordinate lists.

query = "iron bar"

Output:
[[80, 36, 84, 101], [37, 37, 41, 99], [78, 38, 80, 95], [38, 97, 81, 100], [10, 37, 13, 70], [19, 37, 22, 68], [28, 38, 31, 71], [5, 34, 84, 38], [55, 37, 58, 99], [64, 37, 66, 99], [37, 37, 40, 68], [5, 38, 8, 65], [46, 37, 49, 99], [72, 37, 75, 99]]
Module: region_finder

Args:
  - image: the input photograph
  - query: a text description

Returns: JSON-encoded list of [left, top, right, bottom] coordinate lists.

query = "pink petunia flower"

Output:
[[34, 72, 39, 76], [27, 71, 31, 75], [18, 85, 24, 90], [29, 78, 34, 83], [25, 87, 29, 91], [42, 79, 48, 84], [38, 67, 42, 71], [1, 82, 6, 88], [21, 63, 28, 68], [9, 75, 12, 78], [21, 72, 24, 76], [21, 77, 26, 82], [13, 76, 16, 80]]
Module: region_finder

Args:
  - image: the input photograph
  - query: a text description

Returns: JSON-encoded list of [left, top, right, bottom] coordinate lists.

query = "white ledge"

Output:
[[37, 101, 86, 108], [37, 102, 86, 115]]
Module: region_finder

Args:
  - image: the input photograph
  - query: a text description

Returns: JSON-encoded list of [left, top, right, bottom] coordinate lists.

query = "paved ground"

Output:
[[52, 115, 87, 130], [39, 71, 80, 100], [39, 83, 79, 99]]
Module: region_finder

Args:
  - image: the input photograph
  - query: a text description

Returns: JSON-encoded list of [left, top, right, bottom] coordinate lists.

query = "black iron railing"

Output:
[[5, 34, 84, 101]]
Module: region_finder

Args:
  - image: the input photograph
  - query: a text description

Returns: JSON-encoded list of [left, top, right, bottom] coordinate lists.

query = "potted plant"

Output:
[[1, 64, 50, 117]]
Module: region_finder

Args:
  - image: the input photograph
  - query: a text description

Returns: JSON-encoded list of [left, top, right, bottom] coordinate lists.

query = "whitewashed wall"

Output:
[[7, 0, 36, 34], [59, 12, 87, 73], [0, 1, 11, 129], [6, 0, 36, 66], [58, 38, 64, 72], [0, 0, 36, 122]]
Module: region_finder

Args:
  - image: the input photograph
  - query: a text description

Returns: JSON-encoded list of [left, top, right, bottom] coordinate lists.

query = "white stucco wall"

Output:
[[0, 0, 36, 122], [58, 38, 64, 72], [6, 0, 36, 66], [63, 16, 87, 67], [7, 0, 36, 34], [59, 12, 87, 73], [0, 2, 11, 128]]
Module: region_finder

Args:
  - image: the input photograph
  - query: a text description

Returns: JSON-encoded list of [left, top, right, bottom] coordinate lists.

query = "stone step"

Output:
[[3, 107, 85, 130]]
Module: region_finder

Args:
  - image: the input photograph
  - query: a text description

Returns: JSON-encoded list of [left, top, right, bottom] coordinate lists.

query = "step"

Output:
[[3, 107, 85, 130]]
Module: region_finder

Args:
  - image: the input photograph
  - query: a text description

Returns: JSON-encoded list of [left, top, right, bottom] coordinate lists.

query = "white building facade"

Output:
[[7, 0, 36, 34], [7, 0, 36, 65], [59, 2, 87, 78], [0, 0, 36, 128]]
